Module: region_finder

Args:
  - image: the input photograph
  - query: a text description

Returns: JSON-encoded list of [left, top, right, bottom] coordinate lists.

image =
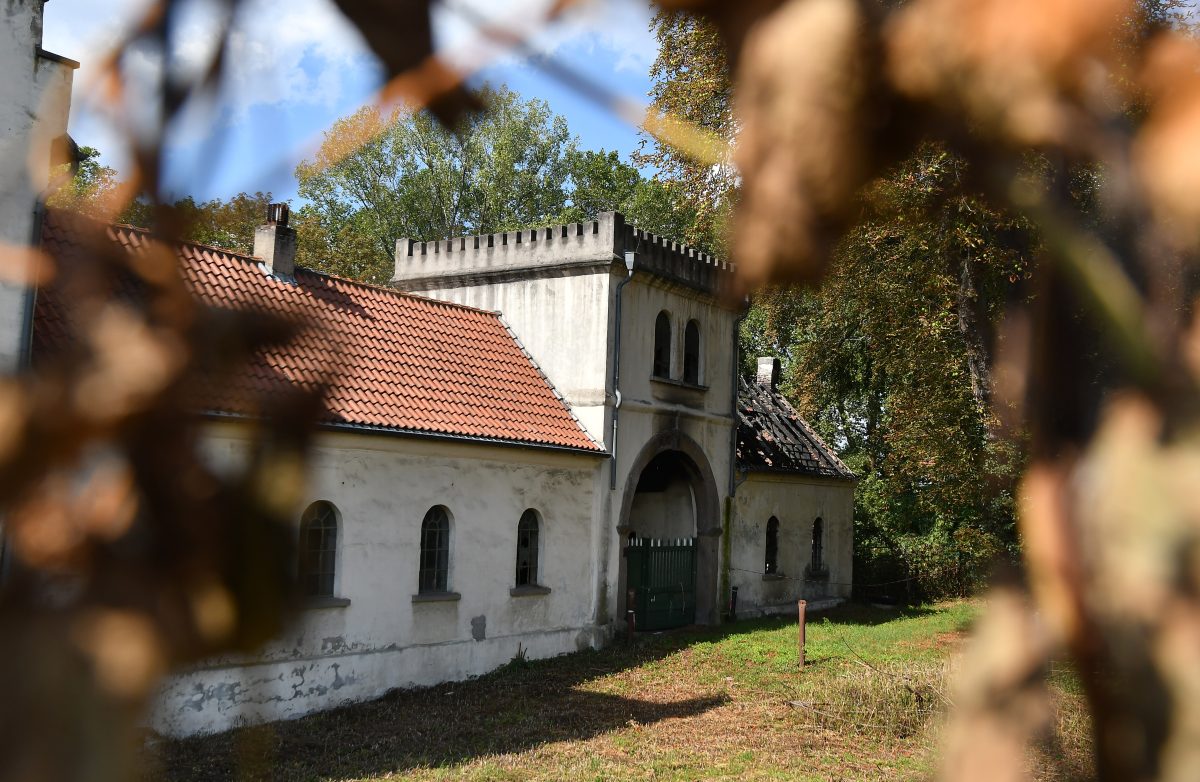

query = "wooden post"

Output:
[[798, 599, 807, 669]]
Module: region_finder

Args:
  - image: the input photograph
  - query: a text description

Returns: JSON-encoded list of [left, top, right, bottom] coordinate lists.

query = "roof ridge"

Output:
[[39, 209, 602, 453], [736, 376, 856, 480], [773, 390, 855, 477], [106, 222, 505, 318]]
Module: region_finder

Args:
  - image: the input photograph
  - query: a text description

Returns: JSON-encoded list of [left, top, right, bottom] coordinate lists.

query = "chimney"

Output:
[[756, 357, 781, 390], [254, 203, 296, 279]]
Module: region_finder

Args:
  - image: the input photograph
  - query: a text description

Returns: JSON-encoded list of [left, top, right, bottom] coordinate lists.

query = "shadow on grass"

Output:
[[143, 602, 946, 781], [144, 634, 728, 782], [718, 601, 943, 633]]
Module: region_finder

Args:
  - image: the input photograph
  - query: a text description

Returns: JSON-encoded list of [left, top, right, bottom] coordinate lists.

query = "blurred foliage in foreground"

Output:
[[11, 0, 1200, 780]]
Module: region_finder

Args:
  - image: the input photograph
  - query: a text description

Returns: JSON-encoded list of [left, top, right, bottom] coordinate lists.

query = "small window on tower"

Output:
[[683, 320, 701, 384], [653, 311, 672, 378]]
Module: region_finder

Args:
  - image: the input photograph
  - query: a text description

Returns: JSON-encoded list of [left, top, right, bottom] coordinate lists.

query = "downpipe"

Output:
[[609, 250, 636, 490], [720, 304, 750, 621]]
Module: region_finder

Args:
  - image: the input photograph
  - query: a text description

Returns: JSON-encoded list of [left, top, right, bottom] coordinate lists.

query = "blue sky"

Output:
[[41, 0, 659, 203]]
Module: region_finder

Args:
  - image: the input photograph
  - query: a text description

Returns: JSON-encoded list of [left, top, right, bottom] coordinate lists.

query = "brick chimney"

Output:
[[756, 357, 781, 390], [254, 203, 296, 279]]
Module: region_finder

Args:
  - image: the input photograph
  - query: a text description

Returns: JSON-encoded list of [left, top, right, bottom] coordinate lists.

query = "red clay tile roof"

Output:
[[35, 211, 601, 452]]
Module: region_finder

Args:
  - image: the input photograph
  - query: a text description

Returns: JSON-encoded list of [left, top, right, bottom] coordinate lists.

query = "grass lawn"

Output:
[[144, 601, 998, 781]]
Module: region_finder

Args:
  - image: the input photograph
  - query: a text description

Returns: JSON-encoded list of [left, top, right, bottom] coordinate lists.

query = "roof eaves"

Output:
[[202, 411, 607, 456], [109, 223, 508, 319]]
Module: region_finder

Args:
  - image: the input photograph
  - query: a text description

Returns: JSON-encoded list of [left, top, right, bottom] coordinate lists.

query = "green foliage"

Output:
[[644, 12, 1030, 598], [750, 148, 1031, 599], [295, 84, 576, 284], [557, 149, 698, 240], [168, 192, 275, 255], [48, 148, 275, 253], [636, 11, 735, 254], [46, 146, 146, 225], [295, 85, 702, 284]]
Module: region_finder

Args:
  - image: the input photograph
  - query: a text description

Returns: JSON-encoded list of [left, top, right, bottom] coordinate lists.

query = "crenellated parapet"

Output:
[[391, 212, 736, 297], [620, 224, 735, 296]]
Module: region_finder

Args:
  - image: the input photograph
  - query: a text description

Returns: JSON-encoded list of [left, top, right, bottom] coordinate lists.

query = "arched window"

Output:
[[653, 311, 672, 378], [515, 509, 540, 587], [765, 516, 780, 575], [812, 517, 825, 572], [683, 320, 701, 384], [299, 501, 338, 597], [419, 506, 451, 593]]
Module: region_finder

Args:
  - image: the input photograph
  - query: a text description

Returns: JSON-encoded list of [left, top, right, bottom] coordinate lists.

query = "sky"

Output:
[[41, 0, 660, 203]]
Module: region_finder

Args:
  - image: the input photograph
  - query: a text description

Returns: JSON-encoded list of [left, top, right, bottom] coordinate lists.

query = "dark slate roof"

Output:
[[736, 378, 855, 480]]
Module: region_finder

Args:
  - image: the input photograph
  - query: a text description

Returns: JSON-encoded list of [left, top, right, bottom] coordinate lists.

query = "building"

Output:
[[0, 0, 76, 373], [0, 0, 77, 580], [30, 207, 855, 735]]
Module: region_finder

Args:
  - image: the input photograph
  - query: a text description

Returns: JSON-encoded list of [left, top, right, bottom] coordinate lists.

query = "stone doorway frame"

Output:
[[616, 430, 722, 626]]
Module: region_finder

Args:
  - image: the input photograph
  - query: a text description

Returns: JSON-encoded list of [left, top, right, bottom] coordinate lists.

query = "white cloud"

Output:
[[42, 0, 375, 170], [40, 0, 658, 183], [433, 0, 656, 77]]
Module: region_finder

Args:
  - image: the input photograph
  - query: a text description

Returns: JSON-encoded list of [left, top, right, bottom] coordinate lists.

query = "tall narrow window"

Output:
[[765, 516, 780, 575], [811, 517, 824, 572], [515, 509, 540, 587], [419, 506, 450, 593], [683, 320, 701, 384], [653, 311, 672, 378], [299, 501, 338, 597]]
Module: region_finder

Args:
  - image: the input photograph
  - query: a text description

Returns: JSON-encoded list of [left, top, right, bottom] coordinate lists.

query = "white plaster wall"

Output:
[[730, 473, 854, 617], [150, 426, 605, 736], [412, 270, 615, 446], [618, 276, 737, 415], [0, 0, 74, 374], [627, 481, 695, 540], [0, 0, 42, 373]]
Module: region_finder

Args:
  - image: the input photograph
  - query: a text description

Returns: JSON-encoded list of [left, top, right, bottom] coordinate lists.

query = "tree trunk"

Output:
[[956, 250, 993, 416]]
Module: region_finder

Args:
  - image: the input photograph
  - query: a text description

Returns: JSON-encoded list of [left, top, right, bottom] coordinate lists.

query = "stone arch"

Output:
[[617, 429, 722, 625]]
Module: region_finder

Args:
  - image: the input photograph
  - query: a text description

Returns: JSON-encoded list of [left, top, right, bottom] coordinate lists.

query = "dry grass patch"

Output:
[[142, 601, 1048, 782]]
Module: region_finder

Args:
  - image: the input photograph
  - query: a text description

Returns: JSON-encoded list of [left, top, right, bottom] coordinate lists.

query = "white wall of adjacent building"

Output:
[[729, 472, 855, 617], [0, 0, 74, 374]]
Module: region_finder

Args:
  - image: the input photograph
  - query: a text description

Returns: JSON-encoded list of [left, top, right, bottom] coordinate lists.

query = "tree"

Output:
[[170, 192, 275, 255], [295, 85, 576, 284], [46, 146, 145, 224], [558, 149, 698, 242], [755, 148, 1032, 597], [48, 150, 273, 253], [634, 10, 736, 254], [645, 13, 1032, 596]]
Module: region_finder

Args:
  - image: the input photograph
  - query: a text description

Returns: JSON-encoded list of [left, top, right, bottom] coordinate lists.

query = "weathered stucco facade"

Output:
[[393, 213, 742, 630], [729, 473, 854, 617], [729, 362, 858, 617], [152, 426, 605, 736], [0, 0, 75, 373]]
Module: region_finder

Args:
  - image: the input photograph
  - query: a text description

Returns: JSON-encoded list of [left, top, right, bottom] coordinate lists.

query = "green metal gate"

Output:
[[626, 537, 697, 631]]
